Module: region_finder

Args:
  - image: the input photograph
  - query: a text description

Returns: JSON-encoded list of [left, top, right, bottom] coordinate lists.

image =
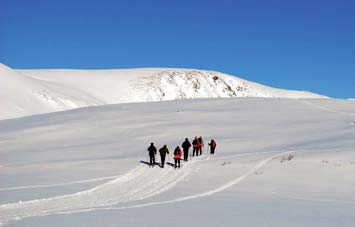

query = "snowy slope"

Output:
[[0, 98, 354, 227], [19, 67, 327, 101], [0, 64, 101, 119], [1, 63, 327, 120]]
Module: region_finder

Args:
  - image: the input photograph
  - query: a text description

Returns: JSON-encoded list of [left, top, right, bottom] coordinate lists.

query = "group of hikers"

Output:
[[147, 136, 217, 169]]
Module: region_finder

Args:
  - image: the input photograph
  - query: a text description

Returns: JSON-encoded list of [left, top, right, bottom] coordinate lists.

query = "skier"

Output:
[[147, 142, 157, 166], [173, 146, 182, 168], [198, 136, 204, 156], [208, 139, 217, 154], [159, 145, 169, 168], [192, 136, 200, 157], [181, 138, 191, 161]]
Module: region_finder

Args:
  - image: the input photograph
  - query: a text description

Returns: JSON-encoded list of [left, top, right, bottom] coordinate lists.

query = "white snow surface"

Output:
[[0, 63, 327, 120], [0, 97, 354, 226]]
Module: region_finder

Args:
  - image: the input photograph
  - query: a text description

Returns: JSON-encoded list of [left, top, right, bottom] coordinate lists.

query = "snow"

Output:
[[0, 97, 354, 226], [0, 63, 327, 120]]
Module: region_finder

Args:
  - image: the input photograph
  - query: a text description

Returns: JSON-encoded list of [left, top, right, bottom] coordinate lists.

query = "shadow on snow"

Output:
[[140, 161, 175, 168]]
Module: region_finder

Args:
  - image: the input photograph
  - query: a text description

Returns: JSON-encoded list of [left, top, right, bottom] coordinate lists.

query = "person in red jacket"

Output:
[[173, 146, 182, 168], [208, 139, 217, 154], [192, 136, 200, 157]]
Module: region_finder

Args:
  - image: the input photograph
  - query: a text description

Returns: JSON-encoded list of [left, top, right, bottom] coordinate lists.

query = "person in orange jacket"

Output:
[[192, 136, 200, 157], [173, 146, 182, 168]]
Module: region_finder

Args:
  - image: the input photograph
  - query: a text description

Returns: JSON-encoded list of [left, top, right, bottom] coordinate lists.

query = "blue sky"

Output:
[[0, 0, 354, 98]]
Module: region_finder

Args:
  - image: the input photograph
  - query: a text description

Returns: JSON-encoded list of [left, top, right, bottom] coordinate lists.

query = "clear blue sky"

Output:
[[0, 0, 354, 98]]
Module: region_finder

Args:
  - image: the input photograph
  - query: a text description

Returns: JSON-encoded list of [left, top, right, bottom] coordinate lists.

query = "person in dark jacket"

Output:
[[173, 146, 182, 168], [147, 142, 157, 166], [208, 139, 217, 154], [159, 145, 169, 168], [181, 138, 191, 161], [198, 136, 204, 156]]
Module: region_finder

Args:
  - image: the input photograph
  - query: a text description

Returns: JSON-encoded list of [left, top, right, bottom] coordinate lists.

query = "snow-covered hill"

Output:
[[1, 63, 327, 120], [0, 98, 354, 226]]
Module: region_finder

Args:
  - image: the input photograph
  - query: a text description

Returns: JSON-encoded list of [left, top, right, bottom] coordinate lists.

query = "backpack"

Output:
[[174, 149, 180, 155]]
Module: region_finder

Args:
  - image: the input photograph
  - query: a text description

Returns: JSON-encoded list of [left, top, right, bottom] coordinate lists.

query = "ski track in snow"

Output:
[[58, 151, 293, 214], [0, 176, 118, 192], [0, 156, 206, 226], [0, 150, 282, 192], [0, 151, 290, 225]]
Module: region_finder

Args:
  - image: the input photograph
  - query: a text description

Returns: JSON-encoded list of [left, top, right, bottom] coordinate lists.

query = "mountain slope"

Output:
[[0, 63, 327, 120], [0, 64, 101, 120], [0, 98, 354, 226]]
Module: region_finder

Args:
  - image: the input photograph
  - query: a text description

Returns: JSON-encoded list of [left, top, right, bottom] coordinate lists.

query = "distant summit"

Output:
[[0, 63, 327, 119]]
